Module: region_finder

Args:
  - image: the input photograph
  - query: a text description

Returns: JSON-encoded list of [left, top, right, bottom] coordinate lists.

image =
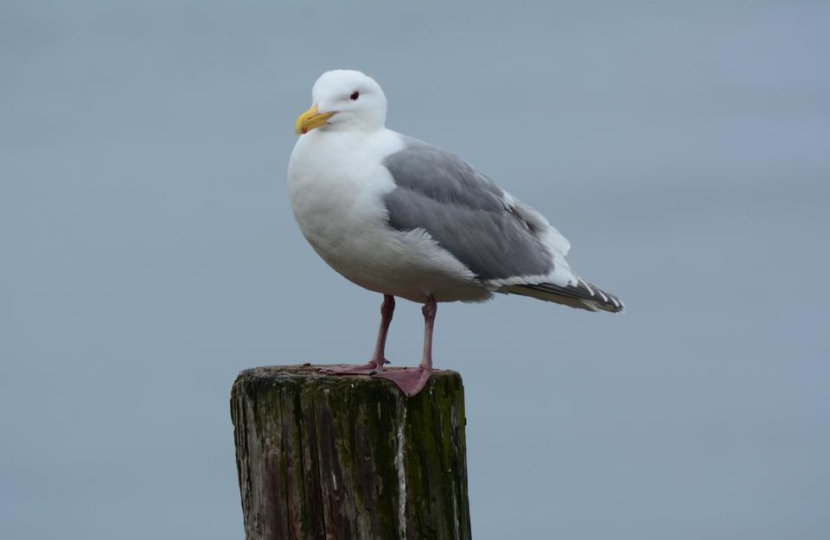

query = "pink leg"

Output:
[[322, 295, 395, 375], [375, 295, 437, 397]]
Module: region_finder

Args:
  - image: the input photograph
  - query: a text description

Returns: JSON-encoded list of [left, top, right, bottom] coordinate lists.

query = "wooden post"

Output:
[[230, 365, 472, 540]]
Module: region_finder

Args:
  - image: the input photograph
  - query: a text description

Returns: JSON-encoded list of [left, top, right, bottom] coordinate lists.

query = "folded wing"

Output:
[[382, 137, 622, 313]]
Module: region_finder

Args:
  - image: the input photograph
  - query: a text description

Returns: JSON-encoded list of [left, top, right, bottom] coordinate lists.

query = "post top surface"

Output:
[[233, 365, 463, 399]]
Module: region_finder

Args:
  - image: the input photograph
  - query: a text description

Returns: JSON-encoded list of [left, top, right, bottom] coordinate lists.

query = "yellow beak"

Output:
[[295, 104, 335, 135]]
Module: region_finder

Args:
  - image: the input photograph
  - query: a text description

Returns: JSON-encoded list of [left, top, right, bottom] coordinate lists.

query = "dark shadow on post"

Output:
[[230, 365, 472, 540]]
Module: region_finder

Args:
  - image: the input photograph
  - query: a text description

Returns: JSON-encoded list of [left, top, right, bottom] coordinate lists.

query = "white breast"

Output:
[[287, 129, 489, 303]]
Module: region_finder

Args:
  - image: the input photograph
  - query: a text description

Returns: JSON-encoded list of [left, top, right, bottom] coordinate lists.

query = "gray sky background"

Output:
[[2, 1, 829, 539]]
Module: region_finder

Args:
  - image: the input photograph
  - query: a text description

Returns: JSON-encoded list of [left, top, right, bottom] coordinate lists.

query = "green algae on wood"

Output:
[[231, 365, 471, 540]]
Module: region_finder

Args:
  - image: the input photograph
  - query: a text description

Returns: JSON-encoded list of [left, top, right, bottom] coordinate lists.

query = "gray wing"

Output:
[[382, 137, 554, 281]]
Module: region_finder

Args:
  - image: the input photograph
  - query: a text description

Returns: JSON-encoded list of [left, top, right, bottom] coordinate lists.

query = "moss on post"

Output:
[[230, 365, 471, 540]]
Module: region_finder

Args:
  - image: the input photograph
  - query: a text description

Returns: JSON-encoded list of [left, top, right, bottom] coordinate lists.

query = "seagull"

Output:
[[288, 70, 623, 397]]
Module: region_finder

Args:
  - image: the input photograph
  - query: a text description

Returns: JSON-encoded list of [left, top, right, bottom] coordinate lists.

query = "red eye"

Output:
[[350, 91, 360, 101]]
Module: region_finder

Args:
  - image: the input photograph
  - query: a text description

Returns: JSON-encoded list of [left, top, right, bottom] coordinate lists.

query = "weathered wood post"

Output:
[[230, 365, 472, 540]]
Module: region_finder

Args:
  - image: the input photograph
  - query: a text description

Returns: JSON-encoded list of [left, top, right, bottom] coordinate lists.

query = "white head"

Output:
[[295, 70, 387, 135]]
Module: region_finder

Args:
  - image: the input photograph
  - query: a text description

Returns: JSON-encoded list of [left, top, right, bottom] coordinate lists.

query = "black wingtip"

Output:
[[511, 279, 624, 313]]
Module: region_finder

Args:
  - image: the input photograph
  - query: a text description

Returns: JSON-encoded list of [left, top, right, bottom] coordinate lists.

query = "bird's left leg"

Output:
[[322, 294, 395, 375], [374, 294, 437, 397]]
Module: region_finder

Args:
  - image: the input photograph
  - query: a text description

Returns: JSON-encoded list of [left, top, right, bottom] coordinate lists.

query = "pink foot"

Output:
[[320, 359, 389, 376], [374, 367, 434, 397]]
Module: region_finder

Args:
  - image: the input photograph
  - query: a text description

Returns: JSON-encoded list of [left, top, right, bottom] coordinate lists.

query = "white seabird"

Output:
[[288, 69, 623, 397]]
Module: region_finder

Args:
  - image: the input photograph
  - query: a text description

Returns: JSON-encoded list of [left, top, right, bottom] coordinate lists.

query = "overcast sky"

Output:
[[2, 1, 829, 539]]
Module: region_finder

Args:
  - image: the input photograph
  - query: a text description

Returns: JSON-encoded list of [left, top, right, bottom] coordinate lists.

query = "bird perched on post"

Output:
[[288, 70, 623, 397]]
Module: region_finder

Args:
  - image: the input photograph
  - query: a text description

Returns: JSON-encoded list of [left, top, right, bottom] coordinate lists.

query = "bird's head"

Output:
[[295, 70, 387, 135]]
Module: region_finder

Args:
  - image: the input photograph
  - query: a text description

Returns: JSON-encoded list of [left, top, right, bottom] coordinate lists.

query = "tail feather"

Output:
[[500, 277, 624, 313]]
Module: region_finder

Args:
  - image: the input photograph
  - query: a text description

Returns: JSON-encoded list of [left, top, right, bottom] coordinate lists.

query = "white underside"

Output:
[[288, 128, 491, 303]]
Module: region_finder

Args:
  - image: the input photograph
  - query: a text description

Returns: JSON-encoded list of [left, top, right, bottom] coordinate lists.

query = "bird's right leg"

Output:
[[321, 294, 394, 375]]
